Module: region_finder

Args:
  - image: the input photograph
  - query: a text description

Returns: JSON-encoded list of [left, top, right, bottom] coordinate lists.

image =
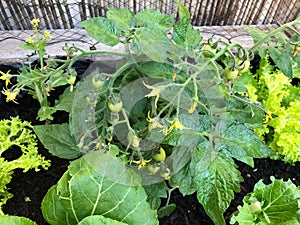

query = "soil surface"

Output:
[[1, 62, 300, 225]]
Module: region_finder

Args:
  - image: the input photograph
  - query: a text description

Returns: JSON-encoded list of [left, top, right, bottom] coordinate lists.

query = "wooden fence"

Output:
[[0, 0, 299, 30]]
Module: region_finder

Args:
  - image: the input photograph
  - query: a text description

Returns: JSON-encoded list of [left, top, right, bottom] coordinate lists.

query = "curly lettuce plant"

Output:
[[0, 117, 50, 215]]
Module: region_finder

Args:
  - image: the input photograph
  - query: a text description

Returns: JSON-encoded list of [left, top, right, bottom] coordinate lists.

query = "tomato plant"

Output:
[[2, 3, 300, 225]]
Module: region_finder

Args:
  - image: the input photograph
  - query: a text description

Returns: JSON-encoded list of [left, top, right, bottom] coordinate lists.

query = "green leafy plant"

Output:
[[230, 177, 300, 225], [0, 117, 50, 215], [3, 3, 300, 225], [234, 55, 300, 164]]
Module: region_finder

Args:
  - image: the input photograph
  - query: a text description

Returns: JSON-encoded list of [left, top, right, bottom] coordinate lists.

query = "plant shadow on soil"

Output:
[[0, 62, 300, 225]]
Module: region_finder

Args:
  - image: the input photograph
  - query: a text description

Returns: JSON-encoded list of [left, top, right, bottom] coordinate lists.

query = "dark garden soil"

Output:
[[1, 62, 300, 225]]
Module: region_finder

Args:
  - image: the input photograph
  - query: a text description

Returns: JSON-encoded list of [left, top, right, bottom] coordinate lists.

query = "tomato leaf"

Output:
[[222, 124, 273, 167], [268, 46, 293, 78], [134, 9, 174, 31], [80, 17, 121, 46], [191, 143, 243, 225], [107, 8, 135, 30], [134, 28, 182, 63], [33, 123, 81, 159]]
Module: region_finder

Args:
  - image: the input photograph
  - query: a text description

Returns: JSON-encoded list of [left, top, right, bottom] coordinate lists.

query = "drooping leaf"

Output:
[[134, 28, 182, 63], [230, 177, 300, 225], [191, 143, 243, 225], [33, 123, 81, 159], [80, 17, 121, 46], [157, 203, 176, 218], [78, 215, 128, 225], [54, 86, 75, 113], [42, 151, 158, 225], [107, 8, 135, 30], [0, 215, 38, 225], [135, 9, 174, 31], [268, 46, 293, 78], [222, 124, 273, 167]]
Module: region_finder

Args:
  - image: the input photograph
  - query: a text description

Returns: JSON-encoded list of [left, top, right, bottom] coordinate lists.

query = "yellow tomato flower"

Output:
[[147, 111, 166, 132], [144, 82, 164, 109], [132, 159, 151, 170], [264, 111, 273, 123], [31, 18, 40, 28], [0, 70, 11, 87], [167, 118, 190, 134], [1, 89, 19, 103]]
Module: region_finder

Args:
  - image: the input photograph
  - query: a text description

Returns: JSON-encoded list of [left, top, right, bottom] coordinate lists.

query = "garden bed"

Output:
[[1, 60, 299, 225]]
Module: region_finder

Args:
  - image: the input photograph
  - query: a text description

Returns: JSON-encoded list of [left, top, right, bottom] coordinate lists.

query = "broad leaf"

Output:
[[78, 215, 128, 225], [191, 143, 243, 225], [268, 46, 293, 78], [134, 28, 182, 63], [0, 215, 38, 225], [107, 8, 134, 30], [135, 9, 174, 31], [222, 124, 273, 167], [42, 185, 76, 225], [230, 177, 300, 225], [33, 123, 81, 159], [42, 151, 158, 225], [80, 17, 121, 46]]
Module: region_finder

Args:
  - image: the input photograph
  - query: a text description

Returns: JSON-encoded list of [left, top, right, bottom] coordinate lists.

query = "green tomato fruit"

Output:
[[153, 147, 166, 162], [236, 59, 250, 74], [203, 44, 217, 58], [92, 77, 105, 89], [108, 100, 123, 113], [224, 66, 239, 80]]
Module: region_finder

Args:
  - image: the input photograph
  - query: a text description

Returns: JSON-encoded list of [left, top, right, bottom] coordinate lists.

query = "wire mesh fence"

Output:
[[0, 0, 300, 51]]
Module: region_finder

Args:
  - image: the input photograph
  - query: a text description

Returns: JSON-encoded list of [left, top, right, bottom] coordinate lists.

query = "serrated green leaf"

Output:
[[42, 151, 158, 225], [134, 28, 182, 63], [222, 124, 273, 167], [176, 2, 190, 21], [172, 22, 202, 52], [135, 9, 174, 31], [107, 8, 134, 30], [268, 46, 293, 78], [80, 17, 121, 46], [171, 163, 196, 196], [191, 145, 243, 225], [0, 215, 38, 225], [78, 215, 128, 225], [33, 123, 81, 159]]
